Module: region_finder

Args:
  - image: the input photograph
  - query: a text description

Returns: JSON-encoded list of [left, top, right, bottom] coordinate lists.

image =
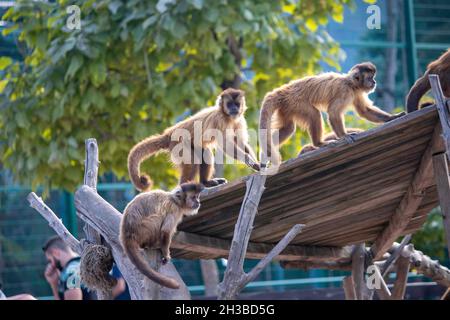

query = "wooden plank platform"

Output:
[[172, 106, 442, 263]]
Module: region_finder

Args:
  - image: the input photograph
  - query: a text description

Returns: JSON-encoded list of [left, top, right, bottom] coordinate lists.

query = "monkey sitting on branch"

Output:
[[406, 49, 450, 113], [120, 182, 204, 289], [259, 62, 405, 166], [128, 88, 260, 191]]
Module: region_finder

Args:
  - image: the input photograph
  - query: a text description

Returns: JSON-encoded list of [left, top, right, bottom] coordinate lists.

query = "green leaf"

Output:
[[88, 60, 107, 87], [65, 54, 84, 82], [0, 79, 8, 93], [108, 0, 123, 14], [0, 57, 12, 70], [188, 0, 204, 10], [143, 15, 158, 30]]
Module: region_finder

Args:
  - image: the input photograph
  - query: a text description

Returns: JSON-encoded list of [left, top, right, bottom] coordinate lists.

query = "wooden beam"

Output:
[[172, 231, 352, 262], [280, 260, 352, 271], [391, 256, 410, 300], [432, 153, 450, 259], [371, 126, 443, 260]]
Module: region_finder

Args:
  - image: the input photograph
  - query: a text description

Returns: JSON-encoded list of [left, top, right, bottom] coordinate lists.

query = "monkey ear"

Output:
[[175, 189, 183, 200], [352, 72, 360, 82]]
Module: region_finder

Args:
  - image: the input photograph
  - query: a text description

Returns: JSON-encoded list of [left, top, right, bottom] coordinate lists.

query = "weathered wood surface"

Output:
[[172, 106, 441, 260], [432, 153, 450, 259]]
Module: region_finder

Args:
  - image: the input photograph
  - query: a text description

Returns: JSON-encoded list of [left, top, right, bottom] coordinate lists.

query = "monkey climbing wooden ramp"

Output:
[[171, 104, 444, 267]]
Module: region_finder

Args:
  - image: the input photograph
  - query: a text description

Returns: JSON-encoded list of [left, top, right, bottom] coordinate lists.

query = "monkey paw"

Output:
[[162, 256, 171, 265], [203, 178, 227, 188], [389, 111, 406, 121], [343, 133, 358, 144], [251, 162, 261, 171]]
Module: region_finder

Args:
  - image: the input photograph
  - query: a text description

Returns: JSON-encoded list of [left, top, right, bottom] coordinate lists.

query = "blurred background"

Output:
[[0, 0, 448, 299]]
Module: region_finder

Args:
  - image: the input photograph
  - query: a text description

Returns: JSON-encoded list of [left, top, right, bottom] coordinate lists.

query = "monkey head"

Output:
[[218, 88, 246, 119], [172, 182, 205, 213], [349, 62, 377, 92]]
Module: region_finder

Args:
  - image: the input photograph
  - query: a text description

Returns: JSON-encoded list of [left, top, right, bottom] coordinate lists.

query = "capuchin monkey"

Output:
[[259, 62, 405, 166], [128, 88, 260, 191], [406, 49, 450, 113], [120, 182, 204, 289]]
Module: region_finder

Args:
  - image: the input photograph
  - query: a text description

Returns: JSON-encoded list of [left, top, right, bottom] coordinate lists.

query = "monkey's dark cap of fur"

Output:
[[352, 62, 376, 73], [222, 88, 244, 99], [180, 182, 205, 193]]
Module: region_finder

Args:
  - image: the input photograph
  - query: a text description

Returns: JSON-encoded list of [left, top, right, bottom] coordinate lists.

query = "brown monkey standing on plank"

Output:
[[259, 62, 405, 166], [128, 88, 260, 191], [120, 182, 204, 289], [406, 49, 450, 113]]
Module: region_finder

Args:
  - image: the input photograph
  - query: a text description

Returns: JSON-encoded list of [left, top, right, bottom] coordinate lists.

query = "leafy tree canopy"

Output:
[[1, 0, 358, 192]]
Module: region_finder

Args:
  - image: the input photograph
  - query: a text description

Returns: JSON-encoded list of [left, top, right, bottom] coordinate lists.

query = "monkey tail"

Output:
[[123, 238, 180, 290], [128, 134, 170, 192], [406, 72, 431, 113], [259, 95, 279, 165]]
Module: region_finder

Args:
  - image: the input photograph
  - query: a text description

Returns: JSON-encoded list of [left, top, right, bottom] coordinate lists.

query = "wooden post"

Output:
[[200, 260, 219, 297], [217, 174, 303, 299], [429, 74, 450, 157], [432, 153, 450, 259], [80, 138, 112, 300], [391, 256, 410, 300], [342, 276, 356, 300], [351, 244, 370, 300]]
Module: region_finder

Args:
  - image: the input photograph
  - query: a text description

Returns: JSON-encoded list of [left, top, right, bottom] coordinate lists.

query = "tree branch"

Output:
[[27, 192, 82, 254]]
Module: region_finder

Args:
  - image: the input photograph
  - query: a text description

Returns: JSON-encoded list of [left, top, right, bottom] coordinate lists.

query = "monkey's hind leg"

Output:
[[301, 106, 332, 147], [160, 216, 177, 264], [273, 120, 296, 146], [200, 148, 227, 188]]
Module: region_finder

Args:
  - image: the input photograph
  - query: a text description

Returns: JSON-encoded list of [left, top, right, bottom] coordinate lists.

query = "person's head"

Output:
[[42, 236, 77, 270]]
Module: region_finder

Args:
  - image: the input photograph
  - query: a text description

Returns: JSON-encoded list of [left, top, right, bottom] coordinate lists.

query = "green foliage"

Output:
[[412, 208, 448, 261], [1, 0, 351, 192]]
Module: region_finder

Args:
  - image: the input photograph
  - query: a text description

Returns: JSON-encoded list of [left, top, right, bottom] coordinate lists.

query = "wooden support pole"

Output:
[[217, 174, 303, 299], [200, 260, 219, 296], [442, 288, 450, 300], [429, 74, 450, 158], [351, 244, 370, 300], [391, 256, 410, 300], [432, 153, 450, 259], [342, 276, 356, 300], [371, 126, 443, 260], [372, 265, 392, 300], [80, 138, 111, 300], [82, 139, 101, 244]]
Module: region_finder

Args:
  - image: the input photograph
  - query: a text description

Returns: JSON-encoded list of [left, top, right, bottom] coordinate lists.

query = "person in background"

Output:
[[42, 236, 95, 300]]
